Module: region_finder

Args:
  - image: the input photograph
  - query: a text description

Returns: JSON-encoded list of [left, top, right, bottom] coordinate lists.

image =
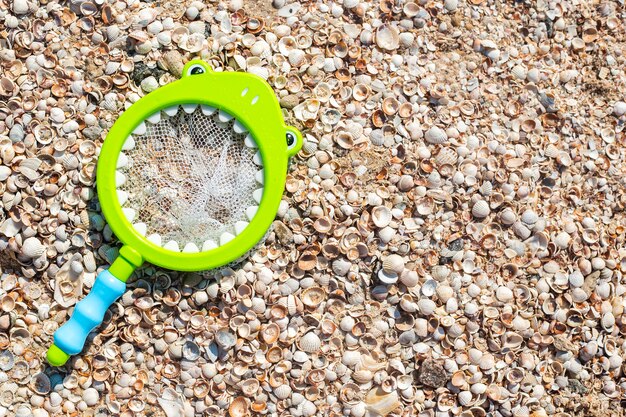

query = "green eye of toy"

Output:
[[46, 60, 303, 367]]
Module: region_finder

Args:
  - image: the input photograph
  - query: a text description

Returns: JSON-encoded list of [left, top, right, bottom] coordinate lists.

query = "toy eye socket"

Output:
[[187, 64, 205, 76], [286, 132, 297, 149]]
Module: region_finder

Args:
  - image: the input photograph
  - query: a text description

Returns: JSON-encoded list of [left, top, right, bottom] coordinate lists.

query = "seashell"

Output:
[[582, 229, 598, 244], [320, 318, 336, 335], [31, 372, 51, 395], [458, 391, 473, 406], [417, 299, 436, 315], [399, 102, 413, 118], [520, 209, 538, 224], [0, 78, 16, 97], [353, 370, 373, 384], [511, 64, 527, 80], [416, 197, 434, 216], [421, 279, 437, 297], [502, 331, 524, 349], [582, 26, 598, 43], [375, 24, 400, 50], [378, 269, 398, 285], [251, 401, 266, 413], [403, 2, 419, 17], [602, 312, 615, 329], [298, 253, 317, 271], [228, 396, 248, 417], [0, 350, 14, 371], [1, 295, 15, 313], [240, 378, 260, 396], [382, 254, 405, 274], [300, 400, 317, 416], [372, 206, 392, 228], [261, 323, 280, 344], [301, 286, 325, 308], [339, 316, 355, 334], [269, 305, 287, 320], [559, 69, 578, 83], [613, 101, 626, 117], [435, 147, 457, 165], [182, 341, 200, 361], [274, 384, 292, 400], [506, 367, 525, 384], [425, 126, 448, 144], [335, 132, 354, 149], [353, 83, 371, 101], [215, 329, 236, 349], [399, 270, 419, 287], [365, 387, 400, 416], [382, 97, 399, 116], [499, 208, 517, 225], [266, 346, 283, 363], [472, 200, 490, 218], [471, 383, 487, 395], [298, 332, 321, 353], [22, 237, 46, 258], [486, 384, 502, 401], [554, 232, 571, 249]]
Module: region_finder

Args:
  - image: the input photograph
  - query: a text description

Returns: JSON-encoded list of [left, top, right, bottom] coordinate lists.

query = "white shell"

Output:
[[378, 269, 398, 285], [511, 64, 527, 80], [500, 208, 517, 225], [520, 209, 538, 224], [371, 206, 392, 228], [300, 400, 317, 417], [417, 299, 436, 315], [399, 270, 419, 287], [375, 24, 400, 51], [480, 181, 493, 196], [425, 126, 448, 144], [342, 350, 361, 366], [602, 312, 615, 329], [353, 370, 374, 384], [220, 232, 235, 246], [274, 384, 292, 400], [553, 232, 570, 249], [458, 391, 473, 406], [471, 200, 490, 218], [299, 332, 321, 353], [382, 254, 404, 274], [435, 147, 457, 165], [133, 122, 147, 135], [340, 316, 356, 332], [471, 383, 487, 395], [22, 237, 45, 258], [421, 279, 437, 297], [613, 101, 626, 116], [365, 388, 400, 417]]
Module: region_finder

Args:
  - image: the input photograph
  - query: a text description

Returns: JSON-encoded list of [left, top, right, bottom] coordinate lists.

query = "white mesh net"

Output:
[[118, 107, 258, 248]]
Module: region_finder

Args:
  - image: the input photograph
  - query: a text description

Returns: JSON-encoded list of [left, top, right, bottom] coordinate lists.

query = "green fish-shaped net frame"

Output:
[[47, 60, 303, 366]]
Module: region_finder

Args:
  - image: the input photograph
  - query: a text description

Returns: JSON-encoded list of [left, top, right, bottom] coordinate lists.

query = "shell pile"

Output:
[[0, 0, 626, 416]]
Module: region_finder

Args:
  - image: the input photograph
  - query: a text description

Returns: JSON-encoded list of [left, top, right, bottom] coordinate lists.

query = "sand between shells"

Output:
[[1, 0, 626, 416]]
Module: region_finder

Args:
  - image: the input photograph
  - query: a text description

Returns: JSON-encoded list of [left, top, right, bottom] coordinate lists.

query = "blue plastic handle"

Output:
[[47, 270, 126, 366]]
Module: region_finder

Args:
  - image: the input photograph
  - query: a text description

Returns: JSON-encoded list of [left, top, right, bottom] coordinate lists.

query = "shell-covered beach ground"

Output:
[[1, 0, 626, 416]]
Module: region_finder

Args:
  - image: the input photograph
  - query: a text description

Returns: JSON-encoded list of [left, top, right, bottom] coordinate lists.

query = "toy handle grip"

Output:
[[47, 270, 126, 366], [47, 246, 143, 366]]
